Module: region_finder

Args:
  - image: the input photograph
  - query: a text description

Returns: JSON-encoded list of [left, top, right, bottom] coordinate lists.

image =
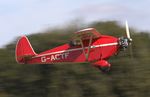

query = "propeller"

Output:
[[125, 20, 133, 58], [117, 21, 134, 58], [125, 20, 132, 42]]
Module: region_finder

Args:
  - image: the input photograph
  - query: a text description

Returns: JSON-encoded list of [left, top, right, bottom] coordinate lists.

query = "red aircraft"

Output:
[[15, 21, 132, 72]]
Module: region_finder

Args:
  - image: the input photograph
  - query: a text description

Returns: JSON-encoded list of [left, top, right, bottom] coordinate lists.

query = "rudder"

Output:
[[15, 36, 37, 64]]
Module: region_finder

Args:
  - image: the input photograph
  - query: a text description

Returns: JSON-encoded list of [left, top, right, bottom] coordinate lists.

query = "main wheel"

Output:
[[98, 66, 110, 73]]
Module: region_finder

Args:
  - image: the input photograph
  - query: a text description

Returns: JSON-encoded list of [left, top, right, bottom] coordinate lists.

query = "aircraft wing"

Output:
[[75, 28, 101, 40]]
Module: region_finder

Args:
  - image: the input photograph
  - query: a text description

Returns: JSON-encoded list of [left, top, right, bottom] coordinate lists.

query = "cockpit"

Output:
[[69, 39, 81, 46]]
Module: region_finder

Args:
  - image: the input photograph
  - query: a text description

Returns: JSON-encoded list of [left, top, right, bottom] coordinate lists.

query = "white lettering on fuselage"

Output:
[[41, 56, 47, 62], [41, 52, 69, 62]]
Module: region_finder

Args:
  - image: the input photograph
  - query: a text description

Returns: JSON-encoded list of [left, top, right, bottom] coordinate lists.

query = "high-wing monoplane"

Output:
[[16, 21, 132, 72]]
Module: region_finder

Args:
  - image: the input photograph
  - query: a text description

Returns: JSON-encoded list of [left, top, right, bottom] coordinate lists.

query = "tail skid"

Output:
[[15, 36, 37, 64]]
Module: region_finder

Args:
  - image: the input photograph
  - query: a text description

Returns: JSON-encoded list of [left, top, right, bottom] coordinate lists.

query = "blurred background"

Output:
[[0, 0, 150, 97]]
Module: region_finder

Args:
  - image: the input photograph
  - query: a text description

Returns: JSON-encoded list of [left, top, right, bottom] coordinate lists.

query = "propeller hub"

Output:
[[118, 37, 129, 50]]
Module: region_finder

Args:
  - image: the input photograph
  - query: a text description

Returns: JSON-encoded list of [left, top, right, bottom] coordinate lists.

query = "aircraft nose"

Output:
[[118, 37, 129, 50]]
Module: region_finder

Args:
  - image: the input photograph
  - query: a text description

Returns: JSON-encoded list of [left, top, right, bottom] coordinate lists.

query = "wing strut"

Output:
[[79, 35, 93, 61], [79, 39, 86, 60], [86, 35, 93, 59]]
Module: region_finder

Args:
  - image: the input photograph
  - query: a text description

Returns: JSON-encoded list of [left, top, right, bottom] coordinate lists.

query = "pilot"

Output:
[[69, 40, 80, 46]]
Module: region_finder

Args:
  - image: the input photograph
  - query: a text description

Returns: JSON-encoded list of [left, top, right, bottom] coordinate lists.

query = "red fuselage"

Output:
[[27, 35, 119, 64]]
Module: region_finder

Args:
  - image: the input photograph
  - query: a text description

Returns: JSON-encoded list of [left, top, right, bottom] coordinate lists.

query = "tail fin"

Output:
[[15, 36, 37, 64]]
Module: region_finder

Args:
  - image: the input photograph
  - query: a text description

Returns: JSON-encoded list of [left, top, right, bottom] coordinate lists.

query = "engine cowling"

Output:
[[93, 60, 111, 73]]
